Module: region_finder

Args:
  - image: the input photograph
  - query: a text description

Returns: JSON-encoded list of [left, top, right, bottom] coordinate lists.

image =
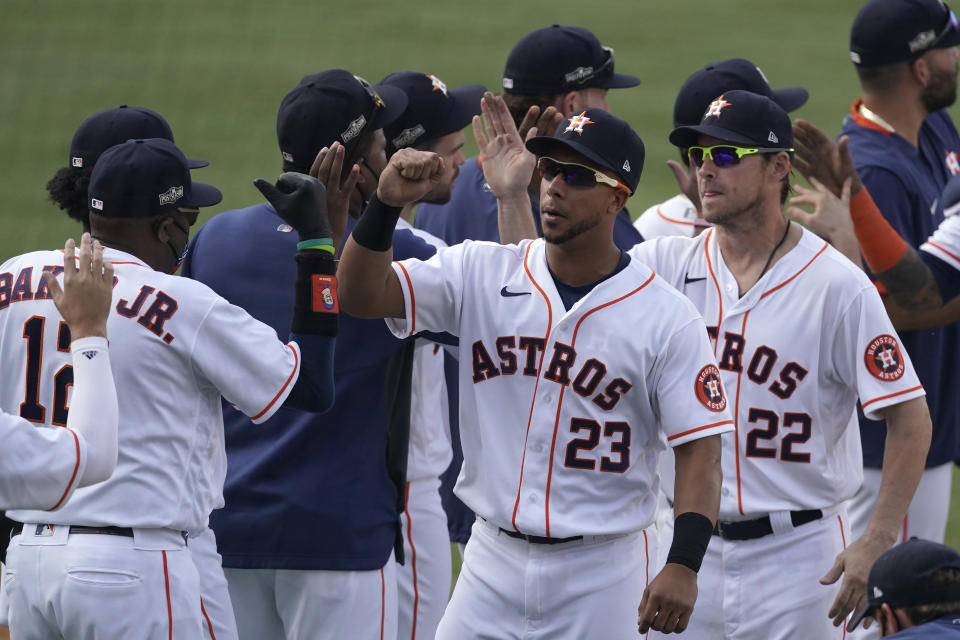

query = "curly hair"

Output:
[[46, 165, 92, 229]]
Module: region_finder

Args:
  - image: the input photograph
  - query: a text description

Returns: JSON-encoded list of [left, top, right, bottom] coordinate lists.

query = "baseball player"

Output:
[[43, 104, 239, 640], [414, 24, 644, 554], [0, 233, 117, 509], [838, 0, 960, 563], [633, 58, 808, 241], [0, 137, 339, 639], [338, 93, 733, 639], [378, 70, 484, 640], [183, 70, 437, 640], [497, 90, 932, 638]]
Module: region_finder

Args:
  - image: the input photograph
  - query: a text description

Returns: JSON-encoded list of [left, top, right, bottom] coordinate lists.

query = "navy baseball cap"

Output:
[[849, 538, 960, 629], [88, 138, 221, 219], [525, 109, 645, 194], [69, 105, 208, 170], [669, 90, 794, 153], [379, 72, 486, 155], [277, 69, 408, 173], [502, 25, 641, 95], [673, 59, 808, 128], [851, 0, 960, 67]]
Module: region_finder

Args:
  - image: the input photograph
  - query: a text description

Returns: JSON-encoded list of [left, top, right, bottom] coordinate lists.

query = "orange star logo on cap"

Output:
[[427, 74, 449, 97], [564, 111, 595, 136], [704, 95, 732, 119]]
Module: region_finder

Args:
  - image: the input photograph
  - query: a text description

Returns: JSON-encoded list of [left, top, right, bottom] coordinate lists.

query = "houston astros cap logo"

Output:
[[427, 74, 449, 97], [694, 364, 727, 412], [864, 334, 905, 381], [564, 111, 595, 136], [704, 95, 732, 120]]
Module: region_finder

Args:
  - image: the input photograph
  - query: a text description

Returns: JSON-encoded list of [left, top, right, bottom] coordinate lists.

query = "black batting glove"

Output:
[[254, 173, 332, 241]]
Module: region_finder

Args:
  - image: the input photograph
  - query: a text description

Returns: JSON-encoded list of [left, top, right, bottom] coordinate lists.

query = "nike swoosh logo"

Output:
[[500, 286, 530, 297], [684, 275, 707, 284]]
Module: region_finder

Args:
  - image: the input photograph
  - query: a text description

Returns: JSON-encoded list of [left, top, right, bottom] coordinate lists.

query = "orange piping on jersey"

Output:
[[703, 229, 723, 356], [733, 311, 749, 515], [849, 99, 893, 135], [512, 241, 554, 533], [861, 385, 924, 411], [163, 551, 173, 640], [48, 428, 81, 511], [924, 240, 960, 263], [249, 344, 300, 421], [395, 261, 417, 336], [657, 205, 696, 227], [543, 272, 656, 536], [200, 599, 216, 639], [667, 419, 734, 442], [380, 567, 386, 640], [759, 241, 829, 300], [403, 482, 420, 640]]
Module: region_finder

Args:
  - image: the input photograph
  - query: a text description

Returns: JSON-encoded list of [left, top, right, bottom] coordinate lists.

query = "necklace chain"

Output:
[[754, 219, 791, 288]]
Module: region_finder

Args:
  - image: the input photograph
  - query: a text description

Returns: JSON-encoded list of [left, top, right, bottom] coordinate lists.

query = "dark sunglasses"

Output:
[[537, 156, 630, 192], [687, 144, 793, 168], [928, 4, 960, 51]]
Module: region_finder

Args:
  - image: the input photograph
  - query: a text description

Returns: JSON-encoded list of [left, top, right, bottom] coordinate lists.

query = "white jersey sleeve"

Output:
[[0, 412, 88, 511], [633, 194, 698, 240], [921, 213, 960, 271], [190, 295, 301, 424], [831, 285, 925, 420], [387, 240, 485, 339], [653, 316, 734, 446]]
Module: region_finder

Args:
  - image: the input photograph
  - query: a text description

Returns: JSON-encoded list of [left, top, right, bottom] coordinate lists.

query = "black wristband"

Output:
[[291, 250, 338, 336], [665, 512, 713, 573], [350, 193, 402, 252]]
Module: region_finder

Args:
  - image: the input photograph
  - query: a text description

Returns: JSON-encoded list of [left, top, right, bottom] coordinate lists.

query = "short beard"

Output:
[[922, 66, 958, 112], [543, 209, 604, 245], [701, 188, 765, 228]]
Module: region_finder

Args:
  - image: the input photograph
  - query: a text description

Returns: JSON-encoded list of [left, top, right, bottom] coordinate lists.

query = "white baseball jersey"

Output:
[[398, 219, 453, 481], [0, 247, 300, 533], [922, 212, 960, 270], [633, 194, 698, 240], [387, 238, 734, 538], [629, 227, 925, 520]]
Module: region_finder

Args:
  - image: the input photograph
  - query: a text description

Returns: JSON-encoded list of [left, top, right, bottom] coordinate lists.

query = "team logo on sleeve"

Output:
[[864, 334, 905, 381], [694, 364, 727, 412]]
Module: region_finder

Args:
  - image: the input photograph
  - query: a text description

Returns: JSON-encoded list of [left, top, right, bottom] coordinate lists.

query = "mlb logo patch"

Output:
[[91, 198, 104, 210], [71, 157, 83, 168]]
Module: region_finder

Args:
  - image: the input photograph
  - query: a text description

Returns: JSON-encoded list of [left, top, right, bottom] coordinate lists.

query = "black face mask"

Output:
[[156, 216, 191, 272]]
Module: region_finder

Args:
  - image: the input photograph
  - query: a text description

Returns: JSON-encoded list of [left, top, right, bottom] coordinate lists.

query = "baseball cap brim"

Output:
[[770, 87, 809, 113], [525, 136, 619, 183], [591, 72, 642, 90], [181, 181, 223, 209], [669, 123, 761, 149], [186, 157, 209, 169], [370, 84, 409, 130], [439, 84, 486, 135]]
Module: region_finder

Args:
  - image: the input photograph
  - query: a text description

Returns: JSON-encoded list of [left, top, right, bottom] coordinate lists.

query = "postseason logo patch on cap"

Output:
[[158, 185, 184, 206], [392, 124, 426, 149], [341, 115, 366, 143]]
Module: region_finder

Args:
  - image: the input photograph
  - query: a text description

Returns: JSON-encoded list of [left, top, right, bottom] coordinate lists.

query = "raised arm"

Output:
[[472, 92, 541, 245], [790, 119, 945, 312], [338, 149, 445, 319], [44, 233, 119, 486]]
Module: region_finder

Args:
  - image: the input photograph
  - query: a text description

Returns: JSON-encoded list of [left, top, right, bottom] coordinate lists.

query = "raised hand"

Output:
[[44, 232, 115, 340], [376, 148, 445, 207], [309, 142, 359, 248], [792, 119, 863, 198], [254, 172, 331, 241], [472, 92, 538, 199]]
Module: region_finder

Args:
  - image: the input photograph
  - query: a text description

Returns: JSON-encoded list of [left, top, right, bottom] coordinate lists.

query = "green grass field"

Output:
[[2, 0, 960, 551]]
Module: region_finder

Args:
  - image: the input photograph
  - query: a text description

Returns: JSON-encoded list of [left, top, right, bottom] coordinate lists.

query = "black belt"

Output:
[[499, 527, 583, 545], [712, 509, 823, 541], [11, 523, 134, 538]]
